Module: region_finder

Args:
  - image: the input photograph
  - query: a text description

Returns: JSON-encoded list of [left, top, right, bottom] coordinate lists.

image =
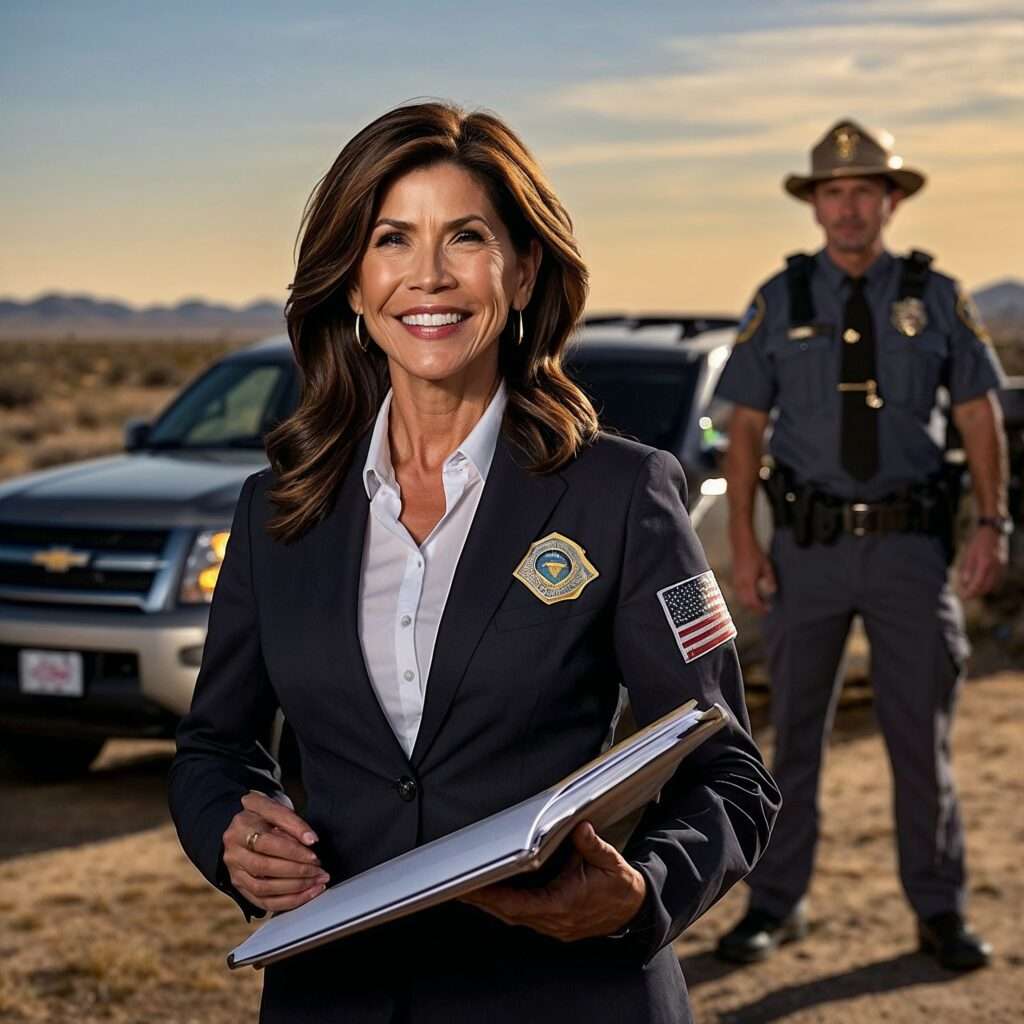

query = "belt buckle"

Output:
[[847, 502, 873, 537]]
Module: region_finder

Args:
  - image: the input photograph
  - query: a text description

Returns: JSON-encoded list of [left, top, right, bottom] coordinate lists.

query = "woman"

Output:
[[169, 101, 779, 1024]]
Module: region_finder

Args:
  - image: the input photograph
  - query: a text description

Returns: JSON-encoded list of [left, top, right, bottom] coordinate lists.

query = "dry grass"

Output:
[[0, 339, 247, 481], [0, 821, 261, 1022]]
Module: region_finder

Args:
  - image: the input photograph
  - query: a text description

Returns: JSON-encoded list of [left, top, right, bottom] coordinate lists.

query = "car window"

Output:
[[568, 358, 700, 451], [147, 362, 292, 448]]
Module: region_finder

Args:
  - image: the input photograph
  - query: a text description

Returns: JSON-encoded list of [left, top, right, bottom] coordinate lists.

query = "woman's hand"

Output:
[[461, 822, 646, 941], [222, 791, 330, 913]]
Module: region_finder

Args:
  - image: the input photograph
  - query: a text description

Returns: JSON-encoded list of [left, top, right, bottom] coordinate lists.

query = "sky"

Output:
[[2, 0, 1022, 314]]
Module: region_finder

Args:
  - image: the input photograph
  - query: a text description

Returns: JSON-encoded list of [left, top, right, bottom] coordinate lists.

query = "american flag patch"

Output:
[[656, 570, 737, 663]]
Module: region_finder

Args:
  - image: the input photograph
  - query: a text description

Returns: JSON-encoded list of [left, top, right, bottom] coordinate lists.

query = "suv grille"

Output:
[[0, 525, 186, 611]]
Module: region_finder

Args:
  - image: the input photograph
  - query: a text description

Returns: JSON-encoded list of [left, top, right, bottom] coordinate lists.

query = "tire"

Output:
[[0, 735, 105, 781]]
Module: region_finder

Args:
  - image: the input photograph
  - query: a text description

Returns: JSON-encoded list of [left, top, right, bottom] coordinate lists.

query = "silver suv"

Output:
[[0, 319, 737, 777]]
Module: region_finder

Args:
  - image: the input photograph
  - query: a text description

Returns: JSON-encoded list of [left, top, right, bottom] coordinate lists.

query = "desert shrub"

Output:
[[0, 374, 42, 409], [75, 398, 102, 429], [140, 362, 179, 388]]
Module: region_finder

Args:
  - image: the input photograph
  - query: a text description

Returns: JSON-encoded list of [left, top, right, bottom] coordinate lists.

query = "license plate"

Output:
[[19, 650, 84, 697]]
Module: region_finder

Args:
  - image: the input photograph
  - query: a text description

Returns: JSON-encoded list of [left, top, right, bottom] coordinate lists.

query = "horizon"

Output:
[[3, 1, 1022, 311], [5, 271, 1024, 316]]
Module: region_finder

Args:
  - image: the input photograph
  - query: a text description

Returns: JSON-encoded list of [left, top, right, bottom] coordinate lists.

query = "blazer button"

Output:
[[396, 776, 418, 802]]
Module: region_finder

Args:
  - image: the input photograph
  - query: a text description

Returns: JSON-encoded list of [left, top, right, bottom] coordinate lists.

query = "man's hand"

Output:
[[732, 529, 777, 614], [461, 822, 646, 942], [958, 526, 1008, 599], [222, 791, 330, 912]]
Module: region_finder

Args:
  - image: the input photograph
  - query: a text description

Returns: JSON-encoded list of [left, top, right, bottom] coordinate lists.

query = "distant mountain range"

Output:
[[0, 281, 1021, 339], [974, 280, 1024, 323], [0, 293, 286, 339]]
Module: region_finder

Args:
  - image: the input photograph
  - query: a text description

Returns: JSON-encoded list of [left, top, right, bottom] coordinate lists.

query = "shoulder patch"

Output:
[[735, 293, 766, 345], [955, 289, 991, 345], [656, 570, 736, 663]]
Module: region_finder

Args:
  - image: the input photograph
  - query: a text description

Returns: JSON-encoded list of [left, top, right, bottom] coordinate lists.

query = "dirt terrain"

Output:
[[0, 670, 1020, 1024]]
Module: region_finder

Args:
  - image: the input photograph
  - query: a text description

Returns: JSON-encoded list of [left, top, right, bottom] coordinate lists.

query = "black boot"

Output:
[[918, 912, 992, 970], [715, 904, 808, 964]]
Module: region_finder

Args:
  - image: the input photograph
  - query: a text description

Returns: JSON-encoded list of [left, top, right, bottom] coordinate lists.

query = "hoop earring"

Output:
[[354, 313, 368, 352], [514, 308, 526, 347]]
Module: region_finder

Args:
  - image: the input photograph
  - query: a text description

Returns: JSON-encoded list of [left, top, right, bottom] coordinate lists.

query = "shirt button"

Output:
[[400, 615, 412, 627], [403, 669, 415, 681], [396, 776, 418, 802]]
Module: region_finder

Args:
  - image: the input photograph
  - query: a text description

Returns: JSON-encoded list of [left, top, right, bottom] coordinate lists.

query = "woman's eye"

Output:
[[453, 229, 483, 243], [375, 232, 405, 247]]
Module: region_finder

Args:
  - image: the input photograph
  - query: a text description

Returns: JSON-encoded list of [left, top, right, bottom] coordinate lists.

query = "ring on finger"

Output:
[[245, 830, 261, 853]]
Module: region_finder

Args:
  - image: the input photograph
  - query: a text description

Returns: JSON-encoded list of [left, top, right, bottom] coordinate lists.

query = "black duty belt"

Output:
[[840, 500, 914, 536], [760, 461, 961, 560]]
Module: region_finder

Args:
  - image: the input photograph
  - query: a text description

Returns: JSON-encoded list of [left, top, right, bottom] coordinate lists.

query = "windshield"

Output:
[[146, 361, 295, 449], [568, 358, 700, 451]]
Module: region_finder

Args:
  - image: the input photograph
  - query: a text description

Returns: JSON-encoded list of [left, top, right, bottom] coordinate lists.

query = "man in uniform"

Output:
[[713, 120, 1008, 970]]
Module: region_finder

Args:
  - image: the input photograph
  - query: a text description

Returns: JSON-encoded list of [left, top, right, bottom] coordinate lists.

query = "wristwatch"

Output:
[[976, 515, 1014, 536]]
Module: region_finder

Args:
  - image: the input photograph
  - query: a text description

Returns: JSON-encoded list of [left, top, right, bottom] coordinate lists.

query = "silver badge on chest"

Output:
[[891, 297, 928, 337]]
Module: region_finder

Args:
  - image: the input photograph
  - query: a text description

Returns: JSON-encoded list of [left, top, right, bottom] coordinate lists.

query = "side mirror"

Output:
[[124, 418, 151, 451]]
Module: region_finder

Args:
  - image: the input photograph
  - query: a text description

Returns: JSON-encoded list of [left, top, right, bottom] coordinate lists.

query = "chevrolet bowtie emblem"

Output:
[[32, 547, 91, 573]]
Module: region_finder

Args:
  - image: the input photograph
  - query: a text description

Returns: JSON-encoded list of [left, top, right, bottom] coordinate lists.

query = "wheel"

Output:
[[0, 735, 105, 781]]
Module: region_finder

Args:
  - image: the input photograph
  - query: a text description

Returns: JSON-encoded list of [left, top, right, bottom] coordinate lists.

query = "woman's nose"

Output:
[[408, 243, 455, 292]]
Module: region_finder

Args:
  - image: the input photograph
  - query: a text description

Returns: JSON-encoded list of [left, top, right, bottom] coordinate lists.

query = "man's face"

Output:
[[811, 176, 902, 254]]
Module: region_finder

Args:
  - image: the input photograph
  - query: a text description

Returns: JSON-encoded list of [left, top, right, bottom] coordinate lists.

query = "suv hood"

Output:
[[0, 450, 268, 527]]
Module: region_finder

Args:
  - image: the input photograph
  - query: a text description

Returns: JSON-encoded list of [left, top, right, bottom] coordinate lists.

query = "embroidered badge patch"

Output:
[[657, 570, 737, 663], [513, 532, 599, 605], [735, 292, 766, 344], [955, 289, 991, 344], [891, 297, 928, 337]]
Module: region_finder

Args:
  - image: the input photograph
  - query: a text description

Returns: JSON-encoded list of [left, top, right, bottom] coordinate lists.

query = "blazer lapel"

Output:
[[322, 431, 411, 770], [411, 439, 568, 768]]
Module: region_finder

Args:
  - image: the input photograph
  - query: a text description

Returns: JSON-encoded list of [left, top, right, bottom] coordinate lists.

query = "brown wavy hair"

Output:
[[265, 100, 597, 543]]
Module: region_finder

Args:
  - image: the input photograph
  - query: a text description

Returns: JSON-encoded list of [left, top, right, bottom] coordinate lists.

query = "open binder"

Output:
[[228, 700, 728, 969]]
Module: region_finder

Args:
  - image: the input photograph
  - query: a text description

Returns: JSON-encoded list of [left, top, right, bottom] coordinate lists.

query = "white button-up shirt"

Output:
[[357, 383, 507, 758]]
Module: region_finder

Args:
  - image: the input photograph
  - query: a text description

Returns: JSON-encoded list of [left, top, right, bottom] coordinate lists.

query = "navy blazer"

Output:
[[169, 431, 780, 1024]]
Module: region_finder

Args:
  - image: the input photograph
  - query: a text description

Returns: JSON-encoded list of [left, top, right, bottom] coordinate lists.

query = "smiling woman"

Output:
[[168, 101, 779, 1024], [265, 102, 596, 542]]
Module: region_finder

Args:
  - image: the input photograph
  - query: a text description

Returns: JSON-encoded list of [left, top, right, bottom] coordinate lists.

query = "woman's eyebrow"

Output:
[[372, 214, 490, 231]]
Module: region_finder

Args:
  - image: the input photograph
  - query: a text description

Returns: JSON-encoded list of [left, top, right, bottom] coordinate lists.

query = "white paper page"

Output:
[[229, 790, 552, 967]]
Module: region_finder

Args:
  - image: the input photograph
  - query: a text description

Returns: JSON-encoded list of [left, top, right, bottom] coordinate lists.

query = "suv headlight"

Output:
[[179, 530, 231, 604]]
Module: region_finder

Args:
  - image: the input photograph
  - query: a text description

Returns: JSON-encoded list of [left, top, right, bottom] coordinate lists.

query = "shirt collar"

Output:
[[815, 247, 895, 293], [362, 380, 508, 500]]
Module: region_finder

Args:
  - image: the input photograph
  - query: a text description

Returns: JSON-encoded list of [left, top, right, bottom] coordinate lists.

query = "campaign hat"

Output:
[[784, 119, 926, 201]]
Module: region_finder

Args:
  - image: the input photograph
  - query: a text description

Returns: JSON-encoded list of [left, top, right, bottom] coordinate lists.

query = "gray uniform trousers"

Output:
[[747, 528, 969, 920]]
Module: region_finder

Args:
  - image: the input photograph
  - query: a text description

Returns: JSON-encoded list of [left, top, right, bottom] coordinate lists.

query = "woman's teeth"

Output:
[[401, 312, 466, 327]]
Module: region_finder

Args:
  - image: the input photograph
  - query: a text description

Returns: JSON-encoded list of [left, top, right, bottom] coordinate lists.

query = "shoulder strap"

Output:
[[897, 249, 933, 300], [785, 252, 816, 325]]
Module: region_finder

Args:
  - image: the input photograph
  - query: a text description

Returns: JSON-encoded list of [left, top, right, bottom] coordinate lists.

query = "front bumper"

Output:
[[0, 602, 208, 738]]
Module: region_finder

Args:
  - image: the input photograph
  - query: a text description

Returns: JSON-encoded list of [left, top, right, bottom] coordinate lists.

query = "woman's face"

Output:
[[349, 161, 540, 391]]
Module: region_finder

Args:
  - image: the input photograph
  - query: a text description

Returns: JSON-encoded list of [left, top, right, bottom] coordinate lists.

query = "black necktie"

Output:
[[839, 277, 881, 481]]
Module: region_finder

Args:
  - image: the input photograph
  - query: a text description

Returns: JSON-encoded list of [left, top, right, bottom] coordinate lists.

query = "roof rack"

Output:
[[582, 314, 738, 339]]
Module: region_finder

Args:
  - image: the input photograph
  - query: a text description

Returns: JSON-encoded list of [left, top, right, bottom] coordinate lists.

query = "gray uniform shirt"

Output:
[[716, 248, 1005, 501]]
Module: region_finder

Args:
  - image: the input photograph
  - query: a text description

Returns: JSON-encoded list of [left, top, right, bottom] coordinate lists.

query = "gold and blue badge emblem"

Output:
[[514, 532, 599, 605]]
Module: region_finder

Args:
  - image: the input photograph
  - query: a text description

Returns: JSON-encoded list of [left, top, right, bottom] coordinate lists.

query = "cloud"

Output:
[[547, 15, 1024, 170]]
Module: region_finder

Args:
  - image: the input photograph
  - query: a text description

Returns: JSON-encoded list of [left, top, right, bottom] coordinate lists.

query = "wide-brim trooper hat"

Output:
[[784, 119, 926, 201]]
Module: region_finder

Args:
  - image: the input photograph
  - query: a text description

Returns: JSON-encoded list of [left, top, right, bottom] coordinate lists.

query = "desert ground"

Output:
[[0, 669, 1020, 1023]]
